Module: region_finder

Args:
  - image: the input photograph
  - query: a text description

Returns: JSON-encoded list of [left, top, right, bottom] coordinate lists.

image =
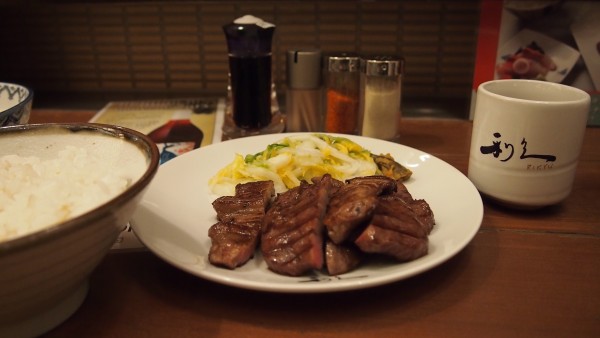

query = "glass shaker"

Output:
[[358, 55, 404, 140], [285, 49, 323, 132], [222, 15, 284, 139], [324, 53, 360, 135]]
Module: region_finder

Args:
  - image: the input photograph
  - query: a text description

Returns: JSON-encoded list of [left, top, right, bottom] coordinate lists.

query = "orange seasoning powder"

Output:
[[324, 53, 360, 134], [325, 89, 359, 133]]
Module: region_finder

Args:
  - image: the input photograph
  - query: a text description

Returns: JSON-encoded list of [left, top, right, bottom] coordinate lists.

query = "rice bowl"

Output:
[[0, 123, 159, 337]]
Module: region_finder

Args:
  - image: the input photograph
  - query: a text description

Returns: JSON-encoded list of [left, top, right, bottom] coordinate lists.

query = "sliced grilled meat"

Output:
[[208, 174, 435, 274], [325, 240, 362, 275], [393, 181, 414, 203], [373, 195, 429, 237], [354, 224, 428, 262], [354, 195, 429, 261], [208, 181, 274, 269], [212, 196, 267, 224], [392, 181, 435, 234], [261, 175, 337, 276], [235, 180, 276, 204], [409, 199, 435, 234], [312, 175, 345, 194], [208, 221, 262, 269], [323, 175, 396, 244], [212, 181, 275, 221], [346, 175, 397, 193]]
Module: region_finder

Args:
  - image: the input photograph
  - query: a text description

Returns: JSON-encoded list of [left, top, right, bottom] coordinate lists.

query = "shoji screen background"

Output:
[[0, 1, 480, 118]]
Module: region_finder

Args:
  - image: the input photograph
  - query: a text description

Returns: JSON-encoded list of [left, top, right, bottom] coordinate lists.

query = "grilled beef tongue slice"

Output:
[[355, 224, 428, 261], [325, 240, 362, 275], [354, 195, 429, 261], [323, 175, 397, 244], [235, 180, 275, 204], [261, 175, 337, 276], [346, 175, 397, 194], [393, 180, 414, 203], [409, 199, 435, 234], [392, 181, 435, 234], [208, 181, 274, 269], [208, 221, 261, 269]]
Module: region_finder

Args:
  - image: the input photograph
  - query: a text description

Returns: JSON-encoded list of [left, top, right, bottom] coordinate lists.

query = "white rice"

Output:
[[0, 146, 131, 242]]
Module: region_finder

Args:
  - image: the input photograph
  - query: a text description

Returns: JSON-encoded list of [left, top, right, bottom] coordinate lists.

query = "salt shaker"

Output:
[[324, 53, 360, 134], [285, 49, 323, 132], [358, 55, 404, 140]]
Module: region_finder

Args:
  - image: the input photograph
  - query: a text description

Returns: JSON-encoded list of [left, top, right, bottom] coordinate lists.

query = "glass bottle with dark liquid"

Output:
[[222, 15, 284, 138], [228, 54, 272, 128]]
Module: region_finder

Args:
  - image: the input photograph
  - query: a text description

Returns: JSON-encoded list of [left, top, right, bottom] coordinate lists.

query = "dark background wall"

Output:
[[0, 0, 481, 118]]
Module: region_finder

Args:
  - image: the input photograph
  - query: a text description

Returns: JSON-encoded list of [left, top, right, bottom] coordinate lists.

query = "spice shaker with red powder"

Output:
[[324, 53, 360, 134]]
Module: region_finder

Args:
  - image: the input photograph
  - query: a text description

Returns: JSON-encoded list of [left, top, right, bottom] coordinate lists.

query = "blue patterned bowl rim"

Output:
[[0, 82, 34, 125]]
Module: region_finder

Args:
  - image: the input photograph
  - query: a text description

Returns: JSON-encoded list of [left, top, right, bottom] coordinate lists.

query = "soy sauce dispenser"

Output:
[[222, 15, 284, 139]]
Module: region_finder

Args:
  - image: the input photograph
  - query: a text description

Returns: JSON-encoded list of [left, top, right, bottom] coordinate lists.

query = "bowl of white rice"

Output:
[[0, 123, 159, 337]]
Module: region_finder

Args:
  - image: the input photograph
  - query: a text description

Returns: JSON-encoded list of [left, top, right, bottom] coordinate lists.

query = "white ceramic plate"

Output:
[[130, 133, 483, 293]]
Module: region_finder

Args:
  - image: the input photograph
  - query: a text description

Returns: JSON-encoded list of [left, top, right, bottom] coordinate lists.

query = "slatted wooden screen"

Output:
[[0, 1, 480, 108]]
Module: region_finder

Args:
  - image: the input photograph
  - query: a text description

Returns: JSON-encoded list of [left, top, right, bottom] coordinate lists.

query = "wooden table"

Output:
[[31, 109, 600, 337]]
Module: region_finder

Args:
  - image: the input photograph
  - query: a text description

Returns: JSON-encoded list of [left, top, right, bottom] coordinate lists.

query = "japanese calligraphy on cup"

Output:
[[468, 79, 590, 208]]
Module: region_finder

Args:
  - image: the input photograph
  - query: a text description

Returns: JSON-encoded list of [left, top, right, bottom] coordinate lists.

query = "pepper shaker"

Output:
[[286, 49, 323, 132], [324, 53, 360, 134], [358, 55, 404, 140]]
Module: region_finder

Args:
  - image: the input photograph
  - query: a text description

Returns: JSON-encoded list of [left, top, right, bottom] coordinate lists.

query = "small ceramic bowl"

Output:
[[0, 82, 33, 127], [0, 123, 159, 337]]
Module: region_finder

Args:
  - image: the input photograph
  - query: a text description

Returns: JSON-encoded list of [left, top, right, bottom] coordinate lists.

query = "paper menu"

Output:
[[90, 98, 224, 146]]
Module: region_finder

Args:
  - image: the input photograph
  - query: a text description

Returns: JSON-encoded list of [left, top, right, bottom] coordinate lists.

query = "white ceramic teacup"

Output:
[[468, 79, 590, 208]]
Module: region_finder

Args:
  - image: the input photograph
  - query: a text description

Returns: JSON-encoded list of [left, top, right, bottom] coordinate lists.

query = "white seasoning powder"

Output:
[[0, 146, 131, 242], [361, 81, 401, 139], [359, 56, 403, 140]]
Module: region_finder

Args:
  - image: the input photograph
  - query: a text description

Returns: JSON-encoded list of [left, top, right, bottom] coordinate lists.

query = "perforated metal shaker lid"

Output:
[[360, 56, 405, 76], [326, 52, 360, 73]]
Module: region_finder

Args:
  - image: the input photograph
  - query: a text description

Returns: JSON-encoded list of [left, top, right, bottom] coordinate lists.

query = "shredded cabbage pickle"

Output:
[[209, 134, 379, 195]]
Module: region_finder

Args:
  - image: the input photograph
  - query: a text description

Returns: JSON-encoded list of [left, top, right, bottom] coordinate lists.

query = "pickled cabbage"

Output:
[[209, 134, 379, 195]]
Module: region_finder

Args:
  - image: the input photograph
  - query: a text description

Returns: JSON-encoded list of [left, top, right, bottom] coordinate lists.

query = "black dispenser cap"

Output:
[[223, 15, 276, 56]]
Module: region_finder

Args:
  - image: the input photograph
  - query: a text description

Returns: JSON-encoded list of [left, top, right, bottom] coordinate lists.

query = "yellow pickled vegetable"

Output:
[[209, 134, 409, 196]]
